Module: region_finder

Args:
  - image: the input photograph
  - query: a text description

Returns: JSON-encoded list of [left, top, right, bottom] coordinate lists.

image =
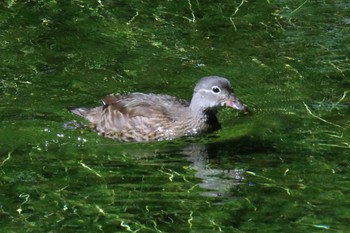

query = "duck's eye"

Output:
[[211, 86, 221, 94]]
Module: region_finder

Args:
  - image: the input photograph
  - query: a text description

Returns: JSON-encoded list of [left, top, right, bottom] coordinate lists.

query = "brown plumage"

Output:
[[69, 76, 245, 142]]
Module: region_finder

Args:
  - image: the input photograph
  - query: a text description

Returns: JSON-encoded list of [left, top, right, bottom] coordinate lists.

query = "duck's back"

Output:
[[102, 93, 190, 120], [70, 93, 198, 142]]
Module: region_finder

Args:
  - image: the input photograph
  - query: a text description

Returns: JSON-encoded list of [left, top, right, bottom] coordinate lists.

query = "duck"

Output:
[[69, 76, 245, 142]]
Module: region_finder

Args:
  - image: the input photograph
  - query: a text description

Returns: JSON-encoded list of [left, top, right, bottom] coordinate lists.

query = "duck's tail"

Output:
[[68, 106, 103, 123], [68, 107, 91, 117]]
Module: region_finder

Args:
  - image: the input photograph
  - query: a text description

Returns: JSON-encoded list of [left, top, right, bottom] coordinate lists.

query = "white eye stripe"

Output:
[[211, 86, 221, 94]]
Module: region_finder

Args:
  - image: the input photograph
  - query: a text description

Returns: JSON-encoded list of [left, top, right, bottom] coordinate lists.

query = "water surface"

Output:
[[1, 1, 349, 232]]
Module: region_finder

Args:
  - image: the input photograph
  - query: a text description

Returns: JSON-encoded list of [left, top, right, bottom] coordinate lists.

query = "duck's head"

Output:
[[190, 76, 245, 114]]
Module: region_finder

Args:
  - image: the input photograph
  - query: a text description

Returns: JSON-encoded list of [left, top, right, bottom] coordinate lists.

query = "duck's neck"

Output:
[[190, 95, 207, 118], [190, 94, 220, 129], [189, 104, 220, 133], [190, 96, 217, 120]]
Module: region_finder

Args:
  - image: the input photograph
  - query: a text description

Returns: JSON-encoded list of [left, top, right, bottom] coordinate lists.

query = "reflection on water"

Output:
[[184, 143, 245, 197]]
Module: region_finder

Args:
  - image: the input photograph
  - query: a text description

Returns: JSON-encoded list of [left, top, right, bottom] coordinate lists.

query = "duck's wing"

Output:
[[96, 93, 189, 132], [101, 93, 189, 120], [69, 93, 190, 140]]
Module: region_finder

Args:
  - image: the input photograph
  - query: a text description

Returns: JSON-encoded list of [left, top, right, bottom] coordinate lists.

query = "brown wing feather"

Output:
[[94, 93, 190, 138], [101, 93, 189, 119]]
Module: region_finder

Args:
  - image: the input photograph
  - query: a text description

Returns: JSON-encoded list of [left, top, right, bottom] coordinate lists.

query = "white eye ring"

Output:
[[211, 86, 221, 94]]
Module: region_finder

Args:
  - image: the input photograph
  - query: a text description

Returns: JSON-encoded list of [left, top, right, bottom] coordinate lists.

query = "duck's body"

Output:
[[69, 76, 245, 142]]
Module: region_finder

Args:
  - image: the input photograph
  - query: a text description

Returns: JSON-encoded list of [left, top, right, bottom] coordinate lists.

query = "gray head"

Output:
[[190, 76, 245, 114]]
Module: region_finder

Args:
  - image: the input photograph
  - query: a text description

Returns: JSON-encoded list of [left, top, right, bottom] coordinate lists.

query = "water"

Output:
[[1, 0, 350, 232]]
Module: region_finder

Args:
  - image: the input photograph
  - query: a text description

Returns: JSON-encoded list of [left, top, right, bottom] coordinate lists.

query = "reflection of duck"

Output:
[[69, 76, 245, 142], [183, 143, 245, 197]]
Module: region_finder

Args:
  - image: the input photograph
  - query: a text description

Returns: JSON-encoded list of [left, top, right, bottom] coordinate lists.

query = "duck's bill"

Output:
[[225, 96, 245, 111]]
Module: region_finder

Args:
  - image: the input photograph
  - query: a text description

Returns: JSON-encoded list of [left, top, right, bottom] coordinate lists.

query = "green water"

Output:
[[1, 0, 349, 232]]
